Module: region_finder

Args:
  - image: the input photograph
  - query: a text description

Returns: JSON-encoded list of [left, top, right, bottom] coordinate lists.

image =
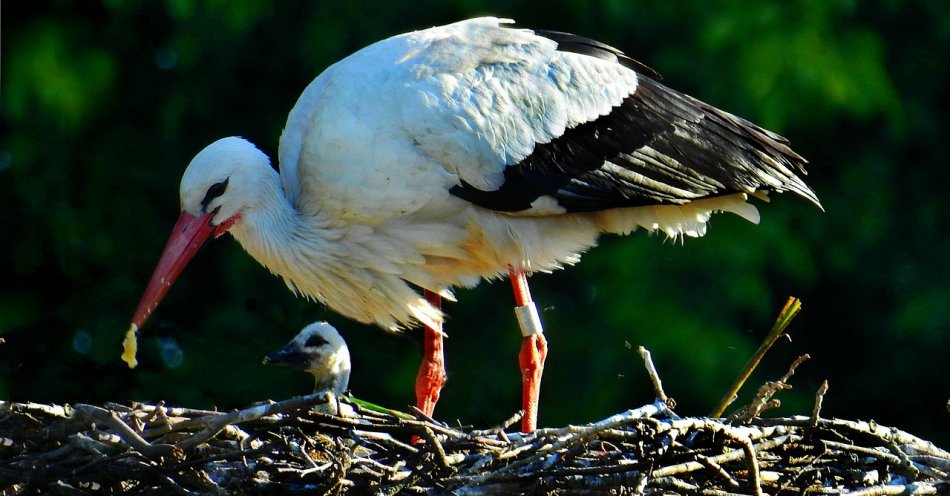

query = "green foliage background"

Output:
[[3, 1, 947, 445]]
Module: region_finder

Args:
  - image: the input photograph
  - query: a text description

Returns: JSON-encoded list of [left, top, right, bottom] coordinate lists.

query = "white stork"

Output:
[[123, 17, 819, 432]]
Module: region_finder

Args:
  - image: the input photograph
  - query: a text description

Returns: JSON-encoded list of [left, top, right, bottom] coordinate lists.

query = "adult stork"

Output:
[[123, 17, 819, 432]]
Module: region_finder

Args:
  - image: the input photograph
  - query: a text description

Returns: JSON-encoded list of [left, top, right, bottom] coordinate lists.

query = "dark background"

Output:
[[3, 1, 947, 446]]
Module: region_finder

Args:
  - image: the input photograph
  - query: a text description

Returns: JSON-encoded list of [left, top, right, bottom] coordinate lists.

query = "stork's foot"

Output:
[[519, 332, 548, 432]]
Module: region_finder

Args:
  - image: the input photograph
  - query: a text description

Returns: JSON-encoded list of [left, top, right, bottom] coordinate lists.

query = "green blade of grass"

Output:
[[710, 296, 802, 418], [346, 394, 416, 420]]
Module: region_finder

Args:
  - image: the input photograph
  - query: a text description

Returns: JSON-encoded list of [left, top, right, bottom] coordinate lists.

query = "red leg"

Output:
[[509, 265, 548, 433], [415, 290, 446, 418]]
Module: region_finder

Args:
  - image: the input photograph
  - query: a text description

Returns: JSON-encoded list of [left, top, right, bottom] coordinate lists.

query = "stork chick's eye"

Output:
[[201, 178, 230, 209], [304, 334, 330, 348]]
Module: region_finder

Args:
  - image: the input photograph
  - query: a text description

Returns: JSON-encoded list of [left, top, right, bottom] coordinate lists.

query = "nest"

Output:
[[2, 390, 947, 495], [3, 334, 947, 495]]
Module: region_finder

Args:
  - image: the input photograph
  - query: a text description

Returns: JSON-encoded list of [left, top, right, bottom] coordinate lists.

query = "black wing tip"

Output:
[[476, 22, 822, 214], [640, 77, 820, 207], [789, 182, 824, 210], [528, 28, 663, 80]]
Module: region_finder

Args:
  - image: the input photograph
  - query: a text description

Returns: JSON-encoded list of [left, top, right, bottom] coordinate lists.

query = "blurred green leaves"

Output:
[[165, 0, 272, 31], [5, 20, 117, 131], [657, 0, 902, 130]]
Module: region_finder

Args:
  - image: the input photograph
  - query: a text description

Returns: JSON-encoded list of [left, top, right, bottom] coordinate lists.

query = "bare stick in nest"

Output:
[[72, 404, 182, 459], [811, 379, 830, 426], [637, 346, 673, 408], [730, 354, 810, 422], [711, 296, 803, 418]]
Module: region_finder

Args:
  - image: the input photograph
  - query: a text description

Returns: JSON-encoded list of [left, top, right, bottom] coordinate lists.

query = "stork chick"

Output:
[[263, 322, 351, 415]]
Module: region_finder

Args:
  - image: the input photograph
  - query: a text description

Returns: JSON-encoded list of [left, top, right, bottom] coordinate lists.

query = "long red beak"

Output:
[[130, 211, 216, 330]]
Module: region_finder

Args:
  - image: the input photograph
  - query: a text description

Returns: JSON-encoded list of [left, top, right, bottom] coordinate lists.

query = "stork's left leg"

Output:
[[415, 290, 446, 418], [509, 265, 548, 433]]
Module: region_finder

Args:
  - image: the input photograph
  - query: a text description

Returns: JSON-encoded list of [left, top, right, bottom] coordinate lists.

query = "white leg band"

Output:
[[514, 302, 544, 337]]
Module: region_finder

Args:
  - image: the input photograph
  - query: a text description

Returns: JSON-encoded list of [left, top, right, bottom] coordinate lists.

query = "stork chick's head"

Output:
[[263, 322, 352, 396]]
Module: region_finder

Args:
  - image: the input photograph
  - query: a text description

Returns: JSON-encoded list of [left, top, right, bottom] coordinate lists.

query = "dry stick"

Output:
[[637, 346, 671, 406], [67, 432, 116, 456], [408, 405, 442, 426], [138, 400, 166, 425], [420, 426, 454, 473], [712, 423, 764, 496], [778, 354, 810, 384], [72, 404, 181, 459], [811, 380, 829, 426], [648, 433, 799, 479], [467, 410, 524, 444], [132, 402, 223, 418], [695, 454, 742, 490], [6, 401, 71, 418], [733, 354, 810, 422], [711, 296, 802, 418], [882, 437, 923, 479]]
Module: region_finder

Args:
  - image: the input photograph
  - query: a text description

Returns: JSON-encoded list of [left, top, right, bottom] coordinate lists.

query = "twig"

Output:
[[731, 354, 810, 423], [637, 346, 672, 407], [409, 405, 440, 425], [419, 426, 455, 474], [811, 380, 829, 426], [696, 454, 741, 490], [72, 404, 181, 459], [778, 353, 810, 383], [5, 401, 71, 418], [713, 424, 764, 496]]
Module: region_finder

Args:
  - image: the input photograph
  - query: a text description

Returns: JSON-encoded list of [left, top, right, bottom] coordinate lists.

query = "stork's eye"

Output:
[[304, 335, 330, 348], [201, 178, 229, 208]]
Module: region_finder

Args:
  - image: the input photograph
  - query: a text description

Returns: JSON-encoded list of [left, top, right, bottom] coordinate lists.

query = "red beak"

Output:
[[130, 211, 217, 330]]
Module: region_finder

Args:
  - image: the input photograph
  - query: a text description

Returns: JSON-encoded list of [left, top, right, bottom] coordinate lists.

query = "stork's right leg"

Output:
[[415, 290, 446, 417], [509, 266, 548, 433]]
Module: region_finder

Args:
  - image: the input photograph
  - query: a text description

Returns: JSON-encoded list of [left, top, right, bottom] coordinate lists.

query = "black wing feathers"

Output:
[[449, 30, 820, 213], [530, 29, 663, 80]]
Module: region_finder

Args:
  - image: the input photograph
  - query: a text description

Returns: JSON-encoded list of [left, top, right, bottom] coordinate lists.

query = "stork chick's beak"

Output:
[[123, 210, 218, 368], [262, 346, 310, 370]]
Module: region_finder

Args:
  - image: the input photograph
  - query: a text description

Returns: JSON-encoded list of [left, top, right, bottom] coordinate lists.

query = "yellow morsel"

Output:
[[121, 323, 139, 369]]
